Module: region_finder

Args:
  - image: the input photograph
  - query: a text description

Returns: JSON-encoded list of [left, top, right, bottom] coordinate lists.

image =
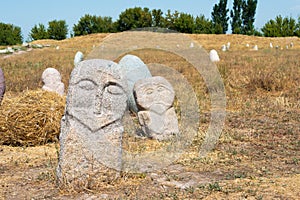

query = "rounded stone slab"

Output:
[[119, 54, 152, 113], [209, 49, 220, 62], [74, 51, 84, 66]]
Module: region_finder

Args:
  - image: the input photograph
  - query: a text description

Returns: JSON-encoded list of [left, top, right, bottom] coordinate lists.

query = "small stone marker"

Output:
[[22, 42, 29, 47], [270, 42, 273, 48], [221, 45, 227, 52], [0, 49, 8, 54], [226, 42, 230, 50], [253, 45, 258, 51], [209, 49, 220, 62], [74, 51, 84, 66], [0, 68, 5, 103], [119, 54, 152, 113], [134, 76, 179, 141], [7, 47, 14, 53], [57, 59, 128, 189], [41, 68, 64, 95]]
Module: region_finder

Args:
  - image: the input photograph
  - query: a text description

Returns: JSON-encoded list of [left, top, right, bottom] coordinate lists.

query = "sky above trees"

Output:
[[1, 0, 300, 40]]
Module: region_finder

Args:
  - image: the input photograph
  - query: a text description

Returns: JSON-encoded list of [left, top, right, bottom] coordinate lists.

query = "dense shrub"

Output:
[[0, 22, 22, 45]]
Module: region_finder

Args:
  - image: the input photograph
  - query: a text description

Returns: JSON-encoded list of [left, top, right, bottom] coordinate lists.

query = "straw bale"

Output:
[[0, 90, 65, 146]]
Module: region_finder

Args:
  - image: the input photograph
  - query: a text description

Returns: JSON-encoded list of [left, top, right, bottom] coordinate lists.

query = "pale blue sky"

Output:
[[1, 0, 300, 41]]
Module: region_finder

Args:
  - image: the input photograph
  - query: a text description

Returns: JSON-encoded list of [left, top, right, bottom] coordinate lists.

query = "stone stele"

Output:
[[41, 68, 64, 95], [209, 49, 220, 62], [119, 54, 152, 113], [57, 59, 128, 189], [0, 68, 5, 103], [134, 76, 179, 141], [74, 51, 84, 66]]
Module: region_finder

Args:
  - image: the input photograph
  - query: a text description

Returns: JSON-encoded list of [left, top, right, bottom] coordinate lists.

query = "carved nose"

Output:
[[94, 88, 103, 114]]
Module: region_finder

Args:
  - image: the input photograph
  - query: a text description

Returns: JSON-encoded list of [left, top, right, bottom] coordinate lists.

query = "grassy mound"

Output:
[[0, 90, 65, 146]]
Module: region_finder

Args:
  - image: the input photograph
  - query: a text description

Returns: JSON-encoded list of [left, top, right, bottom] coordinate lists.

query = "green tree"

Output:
[[194, 15, 214, 34], [211, 0, 229, 34], [117, 7, 152, 31], [163, 10, 179, 30], [261, 18, 277, 37], [47, 20, 68, 40], [73, 14, 115, 36], [174, 12, 195, 33], [0, 22, 22, 45], [230, 0, 243, 34], [262, 15, 297, 37], [29, 23, 48, 40], [151, 9, 164, 27], [241, 0, 258, 35], [295, 17, 300, 37], [73, 14, 99, 36]]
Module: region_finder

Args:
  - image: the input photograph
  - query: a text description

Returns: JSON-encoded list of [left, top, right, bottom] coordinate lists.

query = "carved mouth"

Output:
[[149, 103, 169, 114]]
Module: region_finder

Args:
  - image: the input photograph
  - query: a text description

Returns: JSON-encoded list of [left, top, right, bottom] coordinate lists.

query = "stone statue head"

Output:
[[134, 76, 175, 114], [66, 59, 128, 132], [41, 68, 64, 95], [42, 68, 62, 84]]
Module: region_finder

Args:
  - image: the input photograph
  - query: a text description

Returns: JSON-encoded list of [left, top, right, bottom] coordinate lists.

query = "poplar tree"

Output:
[[241, 0, 258, 35], [211, 0, 229, 34], [230, 0, 243, 34]]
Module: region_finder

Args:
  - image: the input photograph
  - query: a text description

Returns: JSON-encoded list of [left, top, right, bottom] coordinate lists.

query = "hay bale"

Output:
[[0, 90, 65, 146]]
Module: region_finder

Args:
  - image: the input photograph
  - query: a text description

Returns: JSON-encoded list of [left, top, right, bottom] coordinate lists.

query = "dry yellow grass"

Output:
[[0, 33, 299, 199], [0, 90, 65, 146], [190, 34, 300, 50]]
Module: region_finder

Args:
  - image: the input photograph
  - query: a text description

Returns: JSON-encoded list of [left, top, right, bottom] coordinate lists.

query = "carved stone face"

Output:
[[41, 68, 64, 95], [134, 76, 175, 114], [67, 59, 127, 132], [42, 68, 62, 85]]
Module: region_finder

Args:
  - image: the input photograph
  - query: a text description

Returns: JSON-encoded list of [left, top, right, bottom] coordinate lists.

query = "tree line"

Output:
[[1, 0, 300, 45]]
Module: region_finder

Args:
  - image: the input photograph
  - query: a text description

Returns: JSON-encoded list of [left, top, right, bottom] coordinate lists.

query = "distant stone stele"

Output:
[[41, 67, 64, 95], [74, 51, 84, 66], [221, 45, 227, 52], [134, 76, 179, 141], [57, 59, 128, 189], [226, 42, 230, 50], [253, 45, 258, 51], [209, 49, 220, 62]]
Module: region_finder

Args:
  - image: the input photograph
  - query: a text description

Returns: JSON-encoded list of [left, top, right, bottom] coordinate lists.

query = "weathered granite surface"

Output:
[[41, 68, 64, 95], [119, 54, 152, 113], [134, 76, 179, 140], [57, 59, 128, 189]]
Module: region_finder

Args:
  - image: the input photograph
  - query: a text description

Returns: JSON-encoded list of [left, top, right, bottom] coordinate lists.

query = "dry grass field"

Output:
[[0, 33, 299, 199]]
